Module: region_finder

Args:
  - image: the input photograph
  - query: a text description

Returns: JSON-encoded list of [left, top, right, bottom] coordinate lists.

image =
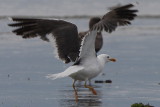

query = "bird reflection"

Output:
[[59, 83, 102, 107]]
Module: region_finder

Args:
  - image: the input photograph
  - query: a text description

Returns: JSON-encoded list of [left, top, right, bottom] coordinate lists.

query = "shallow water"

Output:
[[0, 17, 160, 107]]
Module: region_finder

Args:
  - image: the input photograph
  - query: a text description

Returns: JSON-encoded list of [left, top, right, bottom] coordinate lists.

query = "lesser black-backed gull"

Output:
[[8, 4, 138, 102]]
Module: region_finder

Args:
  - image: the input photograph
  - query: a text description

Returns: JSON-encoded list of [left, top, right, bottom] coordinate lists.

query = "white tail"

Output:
[[46, 66, 84, 80], [46, 73, 61, 80]]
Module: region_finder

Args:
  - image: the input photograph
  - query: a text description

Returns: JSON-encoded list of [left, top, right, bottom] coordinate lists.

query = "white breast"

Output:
[[70, 58, 102, 81]]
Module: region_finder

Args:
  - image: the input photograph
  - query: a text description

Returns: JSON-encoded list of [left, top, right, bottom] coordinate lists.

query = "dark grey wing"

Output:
[[92, 4, 138, 33], [78, 31, 88, 40], [95, 32, 103, 52], [8, 18, 80, 63], [75, 4, 138, 65]]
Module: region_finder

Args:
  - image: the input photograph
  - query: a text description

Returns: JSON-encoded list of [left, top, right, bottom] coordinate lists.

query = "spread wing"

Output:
[[78, 31, 103, 53], [8, 4, 138, 64], [74, 4, 138, 65], [8, 18, 81, 63], [77, 31, 97, 64], [92, 4, 138, 32]]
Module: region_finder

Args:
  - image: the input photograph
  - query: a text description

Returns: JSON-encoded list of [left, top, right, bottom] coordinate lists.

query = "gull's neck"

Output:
[[97, 55, 106, 71]]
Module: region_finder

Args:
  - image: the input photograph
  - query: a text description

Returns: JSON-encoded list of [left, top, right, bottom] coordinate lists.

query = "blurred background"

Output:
[[0, 0, 160, 107], [0, 0, 160, 17]]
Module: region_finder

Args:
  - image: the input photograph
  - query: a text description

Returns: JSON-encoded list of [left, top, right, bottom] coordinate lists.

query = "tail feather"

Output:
[[46, 66, 84, 80], [46, 73, 62, 80]]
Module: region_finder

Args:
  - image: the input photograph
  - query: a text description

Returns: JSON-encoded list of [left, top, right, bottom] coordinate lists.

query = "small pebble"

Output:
[[101, 73, 105, 76], [105, 80, 112, 83], [95, 80, 104, 83], [95, 80, 112, 83]]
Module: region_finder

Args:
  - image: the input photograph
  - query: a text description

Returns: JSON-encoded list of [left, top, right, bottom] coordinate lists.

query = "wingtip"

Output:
[[126, 2, 140, 8], [128, 3, 134, 7], [109, 3, 134, 10], [120, 3, 134, 9]]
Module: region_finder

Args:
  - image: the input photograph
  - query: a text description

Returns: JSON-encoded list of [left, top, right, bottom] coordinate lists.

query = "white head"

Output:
[[97, 54, 116, 65]]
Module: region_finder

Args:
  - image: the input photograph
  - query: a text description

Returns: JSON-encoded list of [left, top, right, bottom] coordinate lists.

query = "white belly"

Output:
[[69, 64, 101, 81]]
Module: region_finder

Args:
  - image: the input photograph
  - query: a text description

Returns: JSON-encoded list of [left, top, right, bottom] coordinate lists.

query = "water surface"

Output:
[[0, 1, 160, 106]]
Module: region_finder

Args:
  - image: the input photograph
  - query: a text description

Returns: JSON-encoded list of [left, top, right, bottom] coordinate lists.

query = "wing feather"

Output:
[[92, 4, 138, 33], [78, 31, 97, 61], [8, 4, 138, 64], [8, 18, 80, 63]]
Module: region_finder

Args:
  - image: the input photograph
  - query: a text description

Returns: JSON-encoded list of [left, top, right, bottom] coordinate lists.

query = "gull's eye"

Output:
[[107, 56, 110, 58]]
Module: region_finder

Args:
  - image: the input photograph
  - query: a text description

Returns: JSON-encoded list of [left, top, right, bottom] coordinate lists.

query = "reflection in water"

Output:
[[59, 84, 102, 107]]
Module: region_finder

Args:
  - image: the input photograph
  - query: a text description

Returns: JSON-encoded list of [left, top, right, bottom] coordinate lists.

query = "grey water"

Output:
[[0, 0, 160, 17], [0, 0, 160, 107]]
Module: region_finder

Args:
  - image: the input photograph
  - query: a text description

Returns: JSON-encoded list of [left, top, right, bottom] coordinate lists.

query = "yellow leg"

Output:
[[72, 80, 78, 103], [84, 81, 97, 95]]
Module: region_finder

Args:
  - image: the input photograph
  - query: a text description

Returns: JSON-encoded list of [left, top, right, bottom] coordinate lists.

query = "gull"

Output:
[[8, 4, 138, 102], [8, 17, 103, 64]]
